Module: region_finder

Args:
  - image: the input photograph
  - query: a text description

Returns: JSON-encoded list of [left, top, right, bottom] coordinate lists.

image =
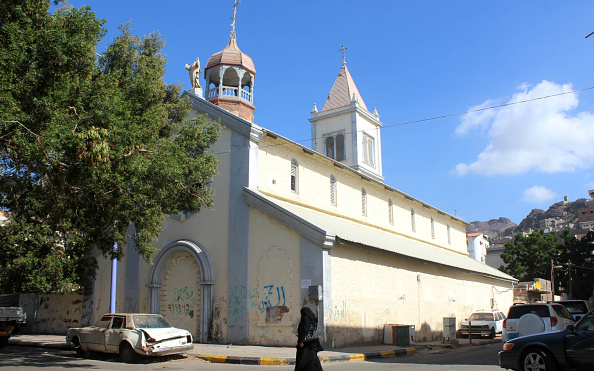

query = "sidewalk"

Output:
[[6, 334, 500, 365]]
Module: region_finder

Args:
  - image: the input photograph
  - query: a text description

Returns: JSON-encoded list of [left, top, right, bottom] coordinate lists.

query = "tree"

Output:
[[557, 229, 594, 300], [500, 229, 560, 282], [0, 1, 220, 294]]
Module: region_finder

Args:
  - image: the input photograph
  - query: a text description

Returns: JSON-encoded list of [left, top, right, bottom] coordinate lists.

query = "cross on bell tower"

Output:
[[339, 45, 348, 65]]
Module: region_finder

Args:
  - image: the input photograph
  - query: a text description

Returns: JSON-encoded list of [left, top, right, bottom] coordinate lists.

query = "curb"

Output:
[[197, 347, 416, 365]]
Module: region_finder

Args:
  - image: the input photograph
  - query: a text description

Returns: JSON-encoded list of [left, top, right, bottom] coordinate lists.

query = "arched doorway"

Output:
[[148, 240, 214, 343]]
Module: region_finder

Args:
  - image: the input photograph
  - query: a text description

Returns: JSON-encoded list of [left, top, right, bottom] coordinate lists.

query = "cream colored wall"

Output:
[[94, 252, 113, 324], [327, 243, 513, 347], [94, 122, 234, 341], [247, 208, 301, 346], [257, 135, 468, 255], [34, 294, 83, 335]]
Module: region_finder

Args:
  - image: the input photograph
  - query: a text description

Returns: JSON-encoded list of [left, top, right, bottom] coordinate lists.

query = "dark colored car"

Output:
[[498, 308, 594, 370]]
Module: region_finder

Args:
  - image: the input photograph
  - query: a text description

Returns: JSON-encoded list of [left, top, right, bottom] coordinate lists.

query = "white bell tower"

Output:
[[309, 47, 383, 181]]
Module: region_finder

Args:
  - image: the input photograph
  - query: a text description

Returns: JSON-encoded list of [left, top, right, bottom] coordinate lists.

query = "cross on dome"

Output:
[[230, 0, 241, 39]]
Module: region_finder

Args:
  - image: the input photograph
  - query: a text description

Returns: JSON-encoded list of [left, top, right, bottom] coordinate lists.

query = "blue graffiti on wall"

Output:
[[257, 285, 285, 313]]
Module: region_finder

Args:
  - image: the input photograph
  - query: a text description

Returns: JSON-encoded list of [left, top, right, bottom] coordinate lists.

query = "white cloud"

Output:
[[454, 81, 594, 176], [522, 186, 557, 203]]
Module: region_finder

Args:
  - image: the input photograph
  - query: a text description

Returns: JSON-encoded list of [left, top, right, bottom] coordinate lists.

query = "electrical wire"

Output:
[[211, 85, 594, 156]]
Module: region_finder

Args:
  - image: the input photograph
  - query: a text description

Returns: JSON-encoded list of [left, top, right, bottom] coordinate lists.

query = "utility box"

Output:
[[443, 317, 456, 341], [384, 324, 415, 346]]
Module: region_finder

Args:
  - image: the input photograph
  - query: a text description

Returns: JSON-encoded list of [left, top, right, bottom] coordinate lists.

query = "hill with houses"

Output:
[[467, 197, 594, 238]]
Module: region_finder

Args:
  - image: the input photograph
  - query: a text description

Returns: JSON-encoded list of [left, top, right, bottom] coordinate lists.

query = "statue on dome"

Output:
[[185, 57, 202, 90]]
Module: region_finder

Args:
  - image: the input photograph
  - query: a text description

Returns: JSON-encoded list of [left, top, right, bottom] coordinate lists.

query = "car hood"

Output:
[[509, 329, 566, 344], [138, 327, 190, 342]]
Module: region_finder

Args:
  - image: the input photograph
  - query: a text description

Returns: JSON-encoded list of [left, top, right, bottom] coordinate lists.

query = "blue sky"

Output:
[[55, 1, 594, 225]]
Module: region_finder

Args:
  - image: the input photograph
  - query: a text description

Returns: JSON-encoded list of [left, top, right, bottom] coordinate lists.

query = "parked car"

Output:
[[459, 310, 506, 338], [499, 308, 594, 370], [502, 303, 574, 342], [66, 313, 193, 363], [549, 300, 593, 321]]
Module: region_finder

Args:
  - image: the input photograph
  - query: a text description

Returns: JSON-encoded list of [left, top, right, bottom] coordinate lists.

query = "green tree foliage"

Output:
[[0, 1, 220, 294], [500, 229, 560, 282], [500, 228, 594, 299], [556, 229, 594, 300]]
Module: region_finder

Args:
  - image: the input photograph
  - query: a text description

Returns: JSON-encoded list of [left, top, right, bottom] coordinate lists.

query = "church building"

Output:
[[88, 7, 515, 347]]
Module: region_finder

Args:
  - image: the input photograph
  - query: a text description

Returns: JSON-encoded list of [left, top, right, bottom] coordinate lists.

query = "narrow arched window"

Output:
[[336, 134, 345, 161], [291, 159, 298, 193], [325, 137, 335, 159], [330, 175, 337, 207], [388, 199, 394, 225], [411, 208, 416, 232], [362, 188, 367, 217], [431, 217, 435, 239], [447, 224, 451, 245]]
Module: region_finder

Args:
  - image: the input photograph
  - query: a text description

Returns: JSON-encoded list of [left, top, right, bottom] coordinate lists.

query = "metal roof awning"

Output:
[[245, 188, 516, 283]]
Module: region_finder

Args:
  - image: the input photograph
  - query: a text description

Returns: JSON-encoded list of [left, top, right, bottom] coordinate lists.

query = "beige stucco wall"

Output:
[[327, 243, 513, 347], [34, 294, 83, 335], [257, 135, 467, 255], [247, 208, 301, 345], [92, 123, 235, 338]]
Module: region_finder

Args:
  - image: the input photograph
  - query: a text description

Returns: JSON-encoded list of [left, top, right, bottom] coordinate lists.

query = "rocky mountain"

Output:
[[467, 198, 594, 237], [466, 217, 517, 238]]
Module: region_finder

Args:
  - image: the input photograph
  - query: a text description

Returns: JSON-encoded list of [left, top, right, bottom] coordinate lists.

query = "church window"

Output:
[[291, 159, 298, 193], [388, 199, 394, 225], [447, 224, 451, 245], [362, 133, 375, 167], [431, 217, 435, 239], [324, 132, 345, 161], [362, 188, 367, 217], [325, 137, 334, 159], [411, 208, 416, 232], [335, 134, 345, 161], [330, 175, 337, 206]]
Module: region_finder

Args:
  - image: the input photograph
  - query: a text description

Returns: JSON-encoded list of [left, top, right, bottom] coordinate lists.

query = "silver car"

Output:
[[66, 313, 193, 363]]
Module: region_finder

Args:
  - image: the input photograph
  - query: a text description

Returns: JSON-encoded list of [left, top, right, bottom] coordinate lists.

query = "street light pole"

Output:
[[551, 260, 562, 300]]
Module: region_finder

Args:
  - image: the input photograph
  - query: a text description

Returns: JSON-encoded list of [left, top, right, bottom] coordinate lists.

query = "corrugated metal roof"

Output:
[[321, 64, 368, 112], [252, 190, 516, 282]]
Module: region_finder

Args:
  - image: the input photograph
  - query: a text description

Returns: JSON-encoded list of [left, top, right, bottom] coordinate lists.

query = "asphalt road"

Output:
[[1, 342, 504, 371]]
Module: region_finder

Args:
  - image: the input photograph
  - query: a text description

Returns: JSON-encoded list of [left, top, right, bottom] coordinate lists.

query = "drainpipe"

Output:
[[110, 242, 117, 313]]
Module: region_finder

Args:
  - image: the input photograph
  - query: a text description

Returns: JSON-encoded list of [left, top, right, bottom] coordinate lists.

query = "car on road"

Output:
[[499, 307, 594, 370], [66, 313, 193, 363], [459, 310, 506, 338], [502, 303, 574, 342], [549, 300, 593, 321]]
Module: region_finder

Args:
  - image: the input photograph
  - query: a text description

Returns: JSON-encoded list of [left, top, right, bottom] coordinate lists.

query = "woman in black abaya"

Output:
[[295, 307, 323, 371]]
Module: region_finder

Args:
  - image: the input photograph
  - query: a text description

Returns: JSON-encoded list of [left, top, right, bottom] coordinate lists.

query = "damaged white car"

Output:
[[66, 313, 193, 363]]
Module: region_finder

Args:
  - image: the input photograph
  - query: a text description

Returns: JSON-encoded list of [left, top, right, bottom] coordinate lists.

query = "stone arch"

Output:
[[148, 240, 214, 343]]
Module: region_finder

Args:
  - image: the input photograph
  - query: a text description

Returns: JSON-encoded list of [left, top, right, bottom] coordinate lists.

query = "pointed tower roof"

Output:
[[321, 63, 368, 112]]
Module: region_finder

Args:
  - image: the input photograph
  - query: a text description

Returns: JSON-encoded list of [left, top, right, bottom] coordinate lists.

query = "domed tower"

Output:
[[204, 3, 256, 122]]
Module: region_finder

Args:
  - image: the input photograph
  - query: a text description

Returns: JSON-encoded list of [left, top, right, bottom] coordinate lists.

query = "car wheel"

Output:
[[71, 337, 85, 357], [488, 327, 495, 339], [119, 342, 138, 363], [522, 349, 557, 371]]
